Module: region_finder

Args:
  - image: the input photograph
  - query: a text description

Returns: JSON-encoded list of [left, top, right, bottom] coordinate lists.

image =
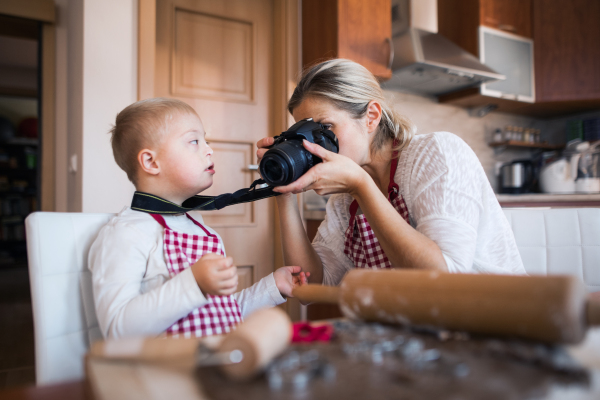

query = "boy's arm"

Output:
[[233, 273, 285, 319], [233, 266, 308, 318], [89, 223, 208, 339]]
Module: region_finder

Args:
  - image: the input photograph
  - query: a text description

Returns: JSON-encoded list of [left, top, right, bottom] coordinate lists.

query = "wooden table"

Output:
[[0, 381, 90, 400]]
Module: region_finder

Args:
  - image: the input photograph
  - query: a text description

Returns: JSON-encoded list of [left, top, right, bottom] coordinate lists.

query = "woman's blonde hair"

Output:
[[288, 59, 414, 156]]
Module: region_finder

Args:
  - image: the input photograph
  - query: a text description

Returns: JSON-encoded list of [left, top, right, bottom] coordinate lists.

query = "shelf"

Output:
[[0, 86, 37, 99], [2, 138, 39, 146], [438, 88, 600, 118], [489, 141, 564, 150]]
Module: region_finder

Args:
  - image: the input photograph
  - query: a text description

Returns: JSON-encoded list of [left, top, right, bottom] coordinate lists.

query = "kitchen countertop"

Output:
[[304, 194, 600, 220], [497, 193, 600, 207], [497, 193, 600, 202]]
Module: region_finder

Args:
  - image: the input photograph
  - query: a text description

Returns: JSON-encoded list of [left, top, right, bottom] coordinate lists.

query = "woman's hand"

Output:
[[256, 136, 275, 165], [273, 140, 368, 196]]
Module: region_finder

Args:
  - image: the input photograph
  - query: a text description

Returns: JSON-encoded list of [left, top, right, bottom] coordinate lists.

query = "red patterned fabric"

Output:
[[343, 150, 411, 269], [150, 213, 242, 338]]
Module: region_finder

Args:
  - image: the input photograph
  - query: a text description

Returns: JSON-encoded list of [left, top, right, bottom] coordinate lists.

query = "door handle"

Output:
[[247, 164, 259, 171]]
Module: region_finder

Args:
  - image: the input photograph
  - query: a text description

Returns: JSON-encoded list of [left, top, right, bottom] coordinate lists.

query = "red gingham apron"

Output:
[[150, 213, 242, 338], [343, 152, 410, 269]]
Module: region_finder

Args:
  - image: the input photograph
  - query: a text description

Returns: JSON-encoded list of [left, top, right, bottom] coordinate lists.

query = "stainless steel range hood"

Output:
[[383, 28, 506, 96]]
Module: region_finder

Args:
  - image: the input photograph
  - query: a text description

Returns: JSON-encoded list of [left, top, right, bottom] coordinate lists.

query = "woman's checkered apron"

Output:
[[343, 152, 410, 269], [150, 213, 242, 337]]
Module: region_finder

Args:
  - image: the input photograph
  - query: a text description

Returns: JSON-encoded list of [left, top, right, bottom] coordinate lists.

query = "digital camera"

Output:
[[259, 118, 339, 186]]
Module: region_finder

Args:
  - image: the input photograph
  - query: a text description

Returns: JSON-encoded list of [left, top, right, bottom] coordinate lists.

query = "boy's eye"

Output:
[[191, 140, 198, 145], [322, 123, 332, 129]]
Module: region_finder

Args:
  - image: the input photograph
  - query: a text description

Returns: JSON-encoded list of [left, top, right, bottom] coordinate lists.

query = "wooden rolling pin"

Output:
[[293, 269, 600, 344], [90, 307, 291, 380]]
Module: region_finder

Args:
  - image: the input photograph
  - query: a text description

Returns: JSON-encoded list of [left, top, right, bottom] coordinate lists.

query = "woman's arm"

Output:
[[276, 193, 325, 283], [352, 174, 448, 271], [257, 137, 325, 283], [274, 140, 447, 272]]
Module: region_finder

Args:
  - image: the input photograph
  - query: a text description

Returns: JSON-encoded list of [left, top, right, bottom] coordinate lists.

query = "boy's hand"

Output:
[[273, 266, 310, 298], [191, 253, 238, 296]]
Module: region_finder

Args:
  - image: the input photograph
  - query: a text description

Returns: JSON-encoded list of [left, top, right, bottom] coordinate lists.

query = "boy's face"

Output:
[[158, 112, 215, 197]]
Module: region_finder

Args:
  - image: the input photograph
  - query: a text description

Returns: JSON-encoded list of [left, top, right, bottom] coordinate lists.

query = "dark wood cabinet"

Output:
[[533, 0, 600, 103], [438, 0, 531, 59], [480, 0, 532, 38], [437, 0, 600, 117], [302, 0, 392, 80]]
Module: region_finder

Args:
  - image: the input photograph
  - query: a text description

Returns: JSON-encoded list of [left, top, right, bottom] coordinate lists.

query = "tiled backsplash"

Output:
[[384, 90, 600, 192]]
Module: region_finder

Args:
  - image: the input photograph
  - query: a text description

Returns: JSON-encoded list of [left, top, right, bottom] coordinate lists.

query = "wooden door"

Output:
[[152, 0, 275, 290]]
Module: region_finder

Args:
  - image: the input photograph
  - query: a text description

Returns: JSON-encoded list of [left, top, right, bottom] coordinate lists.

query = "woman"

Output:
[[257, 59, 525, 286]]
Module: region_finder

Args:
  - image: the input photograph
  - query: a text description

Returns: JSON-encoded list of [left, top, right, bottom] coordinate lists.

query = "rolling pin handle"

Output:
[[587, 295, 600, 326], [292, 284, 340, 304]]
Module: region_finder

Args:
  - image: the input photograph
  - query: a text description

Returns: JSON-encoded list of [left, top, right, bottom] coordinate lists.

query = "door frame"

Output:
[[0, 0, 56, 212]]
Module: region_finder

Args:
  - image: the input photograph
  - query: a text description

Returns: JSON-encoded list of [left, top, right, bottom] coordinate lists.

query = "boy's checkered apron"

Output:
[[151, 213, 242, 337], [343, 151, 410, 269]]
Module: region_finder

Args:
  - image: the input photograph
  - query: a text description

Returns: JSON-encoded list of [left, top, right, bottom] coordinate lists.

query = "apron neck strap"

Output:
[[150, 213, 215, 237], [387, 140, 400, 197], [185, 213, 214, 236], [150, 213, 168, 229]]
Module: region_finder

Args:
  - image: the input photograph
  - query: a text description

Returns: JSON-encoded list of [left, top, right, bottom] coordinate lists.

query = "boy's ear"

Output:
[[138, 149, 160, 176]]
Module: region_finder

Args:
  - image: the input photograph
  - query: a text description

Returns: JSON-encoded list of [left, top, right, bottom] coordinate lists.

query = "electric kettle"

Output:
[[539, 140, 589, 194], [576, 142, 600, 193], [499, 160, 534, 194]]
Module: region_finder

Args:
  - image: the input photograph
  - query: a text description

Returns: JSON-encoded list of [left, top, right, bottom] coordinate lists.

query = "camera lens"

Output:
[[263, 157, 287, 185], [259, 141, 312, 186]]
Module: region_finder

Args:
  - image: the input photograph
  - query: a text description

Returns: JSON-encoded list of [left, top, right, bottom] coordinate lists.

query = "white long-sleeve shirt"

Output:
[[89, 207, 285, 339], [313, 132, 526, 286]]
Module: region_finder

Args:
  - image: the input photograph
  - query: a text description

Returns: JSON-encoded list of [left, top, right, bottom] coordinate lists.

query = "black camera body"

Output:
[[259, 118, 339, 186]]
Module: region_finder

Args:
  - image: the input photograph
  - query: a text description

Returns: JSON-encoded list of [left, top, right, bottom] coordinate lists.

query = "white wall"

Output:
[[81, 0, 137, 212], [55, 0, 137, 213]]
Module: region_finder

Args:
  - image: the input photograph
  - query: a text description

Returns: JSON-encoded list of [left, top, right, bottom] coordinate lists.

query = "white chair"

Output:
[[503, 208, 600, 293], [25, 212, 114, 385]]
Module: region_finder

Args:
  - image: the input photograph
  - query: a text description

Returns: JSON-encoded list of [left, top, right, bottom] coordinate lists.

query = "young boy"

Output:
[[89, 98, 308, 339]]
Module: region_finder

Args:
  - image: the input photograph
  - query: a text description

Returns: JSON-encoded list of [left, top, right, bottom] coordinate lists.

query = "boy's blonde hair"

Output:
[[288, 59, 415, 156], [110, 97, 198, 184]]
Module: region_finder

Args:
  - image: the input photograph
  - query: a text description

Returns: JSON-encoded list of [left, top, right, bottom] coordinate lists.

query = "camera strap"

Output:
[[130, 178, 281, 215]]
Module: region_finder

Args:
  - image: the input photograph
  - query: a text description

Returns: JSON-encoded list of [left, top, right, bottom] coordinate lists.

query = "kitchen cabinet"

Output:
[[437, 0, 531, 58], [480, 0, 532, 38], [533, 0, 600, 103], [437, 0, 600, 117], [302, 0, 392, 80]]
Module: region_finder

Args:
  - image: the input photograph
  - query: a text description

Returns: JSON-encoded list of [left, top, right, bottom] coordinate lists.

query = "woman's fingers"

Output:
[[256, 136, 274, 148], [302, 140, 334, 161], [257, 148, 268, 160], [273, 169, 318, 193]]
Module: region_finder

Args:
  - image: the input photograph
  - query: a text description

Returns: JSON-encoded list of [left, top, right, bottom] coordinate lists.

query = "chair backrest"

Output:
[[503, 208, 600, 292], [25, 212, 114, 385]]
